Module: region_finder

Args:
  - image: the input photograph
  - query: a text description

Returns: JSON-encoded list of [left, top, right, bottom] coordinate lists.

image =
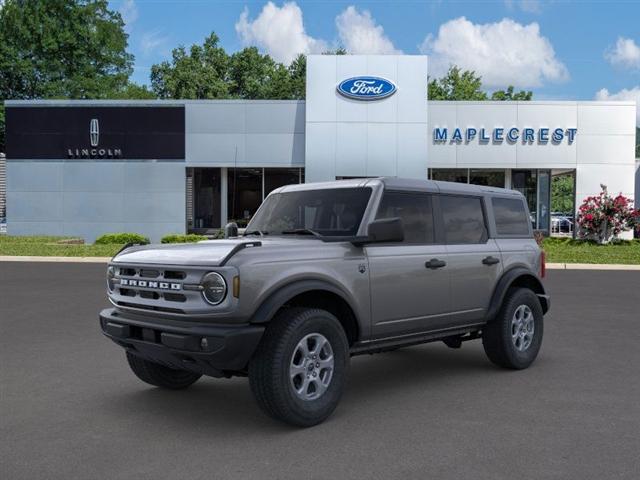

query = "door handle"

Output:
[[482, 256, 500, 266], [425, 258, 447, 269]]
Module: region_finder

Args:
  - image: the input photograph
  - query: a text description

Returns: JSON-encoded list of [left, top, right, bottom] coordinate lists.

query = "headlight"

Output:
[[201, 272, 227, 305], [107, 266, 116, 292]]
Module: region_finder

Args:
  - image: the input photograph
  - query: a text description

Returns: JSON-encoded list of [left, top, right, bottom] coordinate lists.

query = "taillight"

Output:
[[540, 250, 546, 278]]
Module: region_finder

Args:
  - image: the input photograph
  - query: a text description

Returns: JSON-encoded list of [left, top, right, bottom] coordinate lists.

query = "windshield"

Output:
[[246, 187, 372, 237]]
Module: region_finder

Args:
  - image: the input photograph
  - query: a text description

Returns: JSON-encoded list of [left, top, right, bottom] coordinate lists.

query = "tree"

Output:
[[0, 0, 137, 151], [428, 66, 533, 102], [551, 174, 574, 213], [491, 86, 533, 101], [288, 54, 306, 100], [150, 33, 230, 99], [428, 67, 487, 101]]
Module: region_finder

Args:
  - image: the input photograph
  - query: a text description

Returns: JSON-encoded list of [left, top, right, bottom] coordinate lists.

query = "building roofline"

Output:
[[3, 99, 305, 107]]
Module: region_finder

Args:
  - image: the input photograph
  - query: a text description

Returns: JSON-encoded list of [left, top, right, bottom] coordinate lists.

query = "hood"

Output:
[[112, 238, 260, 266], [111, 237, 325, 266]]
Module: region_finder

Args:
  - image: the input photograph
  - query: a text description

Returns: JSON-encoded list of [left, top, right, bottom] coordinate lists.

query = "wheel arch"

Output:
[[486, 267, 549, 321], [249, 280, 361, 346]]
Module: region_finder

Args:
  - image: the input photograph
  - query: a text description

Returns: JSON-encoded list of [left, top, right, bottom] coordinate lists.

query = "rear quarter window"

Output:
[[492, 197, 531, 236]]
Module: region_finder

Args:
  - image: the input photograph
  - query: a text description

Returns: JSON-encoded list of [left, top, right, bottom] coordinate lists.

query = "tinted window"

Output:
[[376, 192, 434, 244], [246, 188, 371, 237], [492, 197, 530, 235], [440, 195, 487, 244]]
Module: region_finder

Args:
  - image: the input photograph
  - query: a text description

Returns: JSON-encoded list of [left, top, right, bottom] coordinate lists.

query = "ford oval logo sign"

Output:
[[337, 76, 397, 101]]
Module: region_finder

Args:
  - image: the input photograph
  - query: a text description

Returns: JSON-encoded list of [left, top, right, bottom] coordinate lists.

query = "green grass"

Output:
[[0, 235, 123, 257], [542, 238, 640, 265], [1, 235, 639, 264]]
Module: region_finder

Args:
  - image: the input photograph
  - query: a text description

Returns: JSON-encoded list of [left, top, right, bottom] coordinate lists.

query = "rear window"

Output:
[[492, 197, 530, 236], [440, 195, 487, 244]]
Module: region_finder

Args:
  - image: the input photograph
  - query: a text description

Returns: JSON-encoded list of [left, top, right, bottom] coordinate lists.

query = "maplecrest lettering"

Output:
[[433, 127, 577, 145]]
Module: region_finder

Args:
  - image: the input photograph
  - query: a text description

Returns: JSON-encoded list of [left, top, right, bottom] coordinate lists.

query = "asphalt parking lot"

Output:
[[1, 262, 639, 480]]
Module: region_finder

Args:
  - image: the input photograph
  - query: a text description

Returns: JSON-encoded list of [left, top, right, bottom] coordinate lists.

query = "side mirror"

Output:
[[363, 217, 404, 244], [224, 222, 239, 238]]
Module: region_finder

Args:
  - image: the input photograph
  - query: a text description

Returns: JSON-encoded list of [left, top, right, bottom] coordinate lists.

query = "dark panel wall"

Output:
[[6, 106, 185, 160]]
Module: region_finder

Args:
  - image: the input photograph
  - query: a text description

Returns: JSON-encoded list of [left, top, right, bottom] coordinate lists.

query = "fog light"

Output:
[[201, 338, 209, 350]]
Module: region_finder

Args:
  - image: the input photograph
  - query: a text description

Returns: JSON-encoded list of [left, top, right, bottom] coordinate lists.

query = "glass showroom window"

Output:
[[264, 168, 303, 197], [512, 169, 551, 232], [429, 169, 469, 183], [191, 168, 221, 231], [469, 170, 505, 188], [228, 168, 263, 226]]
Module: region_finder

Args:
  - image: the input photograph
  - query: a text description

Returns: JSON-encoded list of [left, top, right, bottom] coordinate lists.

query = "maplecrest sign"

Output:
[[433, 127, 577, 144]]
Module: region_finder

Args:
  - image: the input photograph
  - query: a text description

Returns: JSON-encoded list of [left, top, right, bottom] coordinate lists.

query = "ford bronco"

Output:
[[100, 178, 549, 427]]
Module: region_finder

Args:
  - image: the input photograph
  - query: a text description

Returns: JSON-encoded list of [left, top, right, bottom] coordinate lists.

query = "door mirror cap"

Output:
[[355, 217, 404, 245]]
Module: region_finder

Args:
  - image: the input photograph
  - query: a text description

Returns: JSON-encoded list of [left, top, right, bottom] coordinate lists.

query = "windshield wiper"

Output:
[[244, 230, 268, 236], [281, 228, 323, 239]]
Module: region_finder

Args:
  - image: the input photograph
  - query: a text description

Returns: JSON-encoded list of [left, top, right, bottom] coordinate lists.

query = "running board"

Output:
[[350, 324, 484, 356]]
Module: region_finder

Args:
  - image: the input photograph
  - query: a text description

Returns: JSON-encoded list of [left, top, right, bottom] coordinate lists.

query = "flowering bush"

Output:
[[577, 185, 639, 243]]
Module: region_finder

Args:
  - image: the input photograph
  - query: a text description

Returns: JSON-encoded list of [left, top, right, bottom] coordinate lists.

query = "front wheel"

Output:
[[482, 288, 544, 369], [249, 307, 350, 427], [126, 352, 202, 389]]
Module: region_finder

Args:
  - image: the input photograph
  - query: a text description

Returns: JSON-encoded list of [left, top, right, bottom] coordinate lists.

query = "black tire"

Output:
[[482, 288, 544, 369], [126, 352, 202, 389], [249, 307, 350, 427]]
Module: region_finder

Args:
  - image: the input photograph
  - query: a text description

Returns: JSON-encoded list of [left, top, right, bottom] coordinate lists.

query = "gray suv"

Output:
[[100, 178, 549, 427]]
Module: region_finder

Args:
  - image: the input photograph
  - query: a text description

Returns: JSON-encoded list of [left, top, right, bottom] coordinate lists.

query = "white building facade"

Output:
[[3, 54, 637, 241]]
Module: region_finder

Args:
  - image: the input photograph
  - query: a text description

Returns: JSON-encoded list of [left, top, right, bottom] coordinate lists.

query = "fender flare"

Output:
[[485, 267, 548, 322], [248, 279, 360, 325]]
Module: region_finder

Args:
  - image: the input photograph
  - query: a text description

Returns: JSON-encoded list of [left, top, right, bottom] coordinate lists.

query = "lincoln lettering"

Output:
[[433, 127, 577, 145], [67, 148, 122, 158]]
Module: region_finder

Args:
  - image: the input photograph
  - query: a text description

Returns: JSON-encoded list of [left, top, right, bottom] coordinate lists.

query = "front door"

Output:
[[365, 191, 452, 339]]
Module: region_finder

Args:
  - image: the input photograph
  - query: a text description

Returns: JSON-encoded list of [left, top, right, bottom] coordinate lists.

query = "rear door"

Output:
[[438, 194, 503, 325], [365, 191, 452, 339]]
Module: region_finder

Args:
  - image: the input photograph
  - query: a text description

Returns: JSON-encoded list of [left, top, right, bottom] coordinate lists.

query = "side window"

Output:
[[440, 195, 487, 244], [492, 197, 530, 236], [375, 192, 435, 244]]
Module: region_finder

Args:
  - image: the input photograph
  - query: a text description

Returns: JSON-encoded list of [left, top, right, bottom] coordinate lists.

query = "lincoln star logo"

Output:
[[90, 118, 99, 147], [337, 76, 397, 101], [119, 278, 181, 290]]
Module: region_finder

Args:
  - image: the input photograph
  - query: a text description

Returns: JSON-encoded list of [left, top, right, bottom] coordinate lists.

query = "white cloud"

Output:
[[335, 6, 401, 55], [595, 87, 640, 124], [504, 0, 542, 14], [235, 1, 327, 64], [420, 17, 568, 88], [140, 30, 168, 56], [605, 37, 640, 70], [119, 0, 138, 33]]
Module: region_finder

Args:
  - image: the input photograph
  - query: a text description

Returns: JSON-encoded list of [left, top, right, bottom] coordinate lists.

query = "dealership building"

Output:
[[3, 55, 638, 242]]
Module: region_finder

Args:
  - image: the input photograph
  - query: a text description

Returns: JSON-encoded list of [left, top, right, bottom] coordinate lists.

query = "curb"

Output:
[[1, 256, 638, 270], [0, 256, 111, 263], [546, 263, 640, 271]]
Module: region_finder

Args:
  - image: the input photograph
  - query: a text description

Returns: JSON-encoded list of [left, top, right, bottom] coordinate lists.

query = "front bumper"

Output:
[[99, 308, 264, 377]]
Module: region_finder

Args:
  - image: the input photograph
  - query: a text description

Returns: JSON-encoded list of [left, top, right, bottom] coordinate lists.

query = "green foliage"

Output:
[[551, 174, 575, 213], [490, 86, 533, 101], [542, 237, 640, 265], [94, 233, 149, 245], [0, 0, 137, 151], [161, 234, 207, 244], [150, 33, 312, 101], [428, 66, 533, 101], [428, 67, 488, 101]]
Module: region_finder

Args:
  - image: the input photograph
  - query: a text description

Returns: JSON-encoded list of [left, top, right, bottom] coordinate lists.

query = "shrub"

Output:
[[577, 185, 639, 244], [161, 234, 207, 244], [94, 233, 150, 245]]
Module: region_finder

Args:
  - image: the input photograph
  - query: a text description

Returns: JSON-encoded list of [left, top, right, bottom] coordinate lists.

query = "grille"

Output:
[[112, 266, 196, 313]]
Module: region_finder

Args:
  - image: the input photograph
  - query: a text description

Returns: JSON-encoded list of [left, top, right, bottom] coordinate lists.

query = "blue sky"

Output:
[[113, 0, 640, 121]]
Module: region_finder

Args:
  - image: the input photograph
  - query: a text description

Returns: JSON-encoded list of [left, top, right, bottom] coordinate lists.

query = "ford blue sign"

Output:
[[337, 77, 397, 101]]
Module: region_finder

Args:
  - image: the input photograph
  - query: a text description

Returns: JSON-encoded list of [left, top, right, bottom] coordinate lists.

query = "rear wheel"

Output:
[[249, 307, 350, 427], [126, 352, 202, 389], [482, 288, 544, 369]]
